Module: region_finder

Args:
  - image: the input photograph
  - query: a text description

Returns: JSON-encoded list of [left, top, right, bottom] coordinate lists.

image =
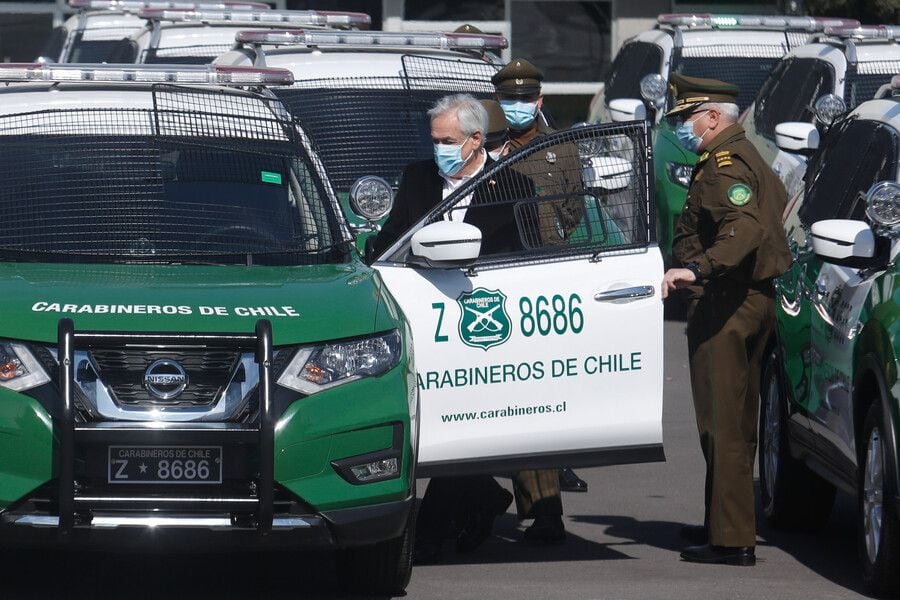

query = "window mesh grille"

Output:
[[273, 55, 500, 192], [0, 87, 344, 264], [384, 122, 652, 264]]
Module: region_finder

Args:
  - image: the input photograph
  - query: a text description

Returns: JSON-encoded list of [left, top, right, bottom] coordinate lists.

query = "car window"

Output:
[[844, 71, 897, 110], [39, 26, 67, 62], [845, 123, 899, 221], [383, 123, 652, 265], [604, 42, 664, 103], [799, 119, 898, 226], [754, 58, 835, 139]]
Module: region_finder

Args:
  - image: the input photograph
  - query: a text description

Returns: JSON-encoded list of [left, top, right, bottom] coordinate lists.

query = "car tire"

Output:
[[336, 506, 415, 595], [759, 349, 835, 530], [859, 402, 900, 597]]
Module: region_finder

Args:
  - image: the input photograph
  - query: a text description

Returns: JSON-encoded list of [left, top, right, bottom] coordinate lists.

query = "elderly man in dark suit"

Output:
[[372, 94, 532, 258], [373, 94, 536, 564]]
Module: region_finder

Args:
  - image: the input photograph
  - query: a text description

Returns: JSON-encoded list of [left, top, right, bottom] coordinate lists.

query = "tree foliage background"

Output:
[[804, 0, 900, 23]]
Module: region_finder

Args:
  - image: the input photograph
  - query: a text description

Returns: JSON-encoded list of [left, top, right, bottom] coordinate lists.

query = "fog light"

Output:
[[349, 458, 398, 483]]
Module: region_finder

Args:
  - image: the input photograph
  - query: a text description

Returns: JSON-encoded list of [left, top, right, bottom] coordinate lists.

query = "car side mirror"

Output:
[[410, 221, 481, 268], [775, 122, 820, 154], [810, 219, 875, 267], [607, 98, 647, 123]]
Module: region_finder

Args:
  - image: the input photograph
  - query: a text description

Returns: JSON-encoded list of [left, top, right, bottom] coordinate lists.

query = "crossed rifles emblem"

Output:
[[464, 303, 503, 333]]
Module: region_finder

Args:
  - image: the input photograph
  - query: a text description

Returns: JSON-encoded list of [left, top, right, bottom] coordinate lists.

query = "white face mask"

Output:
[[487, 141, 510, 161]]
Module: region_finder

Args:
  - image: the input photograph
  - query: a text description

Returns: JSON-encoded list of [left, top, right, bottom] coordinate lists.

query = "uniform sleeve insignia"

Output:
[[716, 150, 733, 168], [727, 183, 752, 206]]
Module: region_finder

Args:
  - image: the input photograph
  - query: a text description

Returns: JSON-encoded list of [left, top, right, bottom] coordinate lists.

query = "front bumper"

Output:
[[0, 493, 414, 551]]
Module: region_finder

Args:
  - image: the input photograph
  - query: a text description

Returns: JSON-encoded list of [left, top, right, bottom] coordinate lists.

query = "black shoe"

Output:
[[680, 544, 755, 566], [455, 489, 513, 553], [680, 524, 707, 545], [559, 468, 588, 493], [413, 539, 443, 565], [523, 516, 566, 544]]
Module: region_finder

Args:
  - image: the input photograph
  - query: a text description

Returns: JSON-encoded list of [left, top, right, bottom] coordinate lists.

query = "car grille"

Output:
[[90, 348, 240, 408]]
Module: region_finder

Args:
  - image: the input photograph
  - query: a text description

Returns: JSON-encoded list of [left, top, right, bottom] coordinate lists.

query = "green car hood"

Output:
[[0, 261, 387, 345]]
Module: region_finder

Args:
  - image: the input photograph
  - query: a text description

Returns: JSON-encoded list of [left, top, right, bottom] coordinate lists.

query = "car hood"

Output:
[[0, 261, 387, 345]]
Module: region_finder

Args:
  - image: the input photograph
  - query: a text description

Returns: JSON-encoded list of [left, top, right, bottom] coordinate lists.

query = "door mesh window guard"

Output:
[[384, 122, 652, 265]]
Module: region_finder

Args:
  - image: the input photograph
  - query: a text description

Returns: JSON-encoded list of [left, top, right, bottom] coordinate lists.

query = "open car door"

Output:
[[374, 122, 664, 476]]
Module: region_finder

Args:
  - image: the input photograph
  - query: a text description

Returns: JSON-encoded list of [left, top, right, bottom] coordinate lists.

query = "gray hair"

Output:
[[698, 102, 739, 123], [428, 93, 488, 137]]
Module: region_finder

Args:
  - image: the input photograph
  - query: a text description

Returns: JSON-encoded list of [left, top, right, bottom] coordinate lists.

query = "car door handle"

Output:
[[594, 285, 655, 302]]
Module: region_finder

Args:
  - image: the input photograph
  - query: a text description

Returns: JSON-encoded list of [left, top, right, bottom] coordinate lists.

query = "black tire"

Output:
[[858, 402, 900, 597], [759, 350, 835, 530], [336, 507, 415, 595]]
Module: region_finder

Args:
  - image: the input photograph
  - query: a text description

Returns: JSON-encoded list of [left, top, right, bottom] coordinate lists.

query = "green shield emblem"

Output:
[[728, 183, 752, 206], [457, 288, 511, 350]]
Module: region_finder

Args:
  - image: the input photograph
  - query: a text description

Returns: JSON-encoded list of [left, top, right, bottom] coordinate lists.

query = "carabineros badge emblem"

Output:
[[727, 183, 752, 206], [457, 288, 512, 350]]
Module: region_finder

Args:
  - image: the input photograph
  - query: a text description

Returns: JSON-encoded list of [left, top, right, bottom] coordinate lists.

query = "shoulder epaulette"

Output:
[[715, 150, 732, 168]]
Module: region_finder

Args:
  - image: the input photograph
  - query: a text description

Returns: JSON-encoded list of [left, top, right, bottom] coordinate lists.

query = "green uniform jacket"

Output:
[[673, 124, 792, 295]]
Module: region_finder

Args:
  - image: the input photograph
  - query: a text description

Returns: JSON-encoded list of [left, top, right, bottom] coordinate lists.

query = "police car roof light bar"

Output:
[[235, 29, 508, 51], [137, 8, 371, 28], [822, 25, 900, 40], [658, 13, 859, 31], [69, 0, 271, 11], [0, 63, 294, 86]]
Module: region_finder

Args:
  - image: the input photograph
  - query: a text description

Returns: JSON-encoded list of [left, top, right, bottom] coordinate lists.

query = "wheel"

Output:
[[336, 507, 415, 595], [859, 402, 900, 596], [758, 349, 835, 529]]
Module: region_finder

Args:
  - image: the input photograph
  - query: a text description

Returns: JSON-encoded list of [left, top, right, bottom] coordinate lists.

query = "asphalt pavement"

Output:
[[0, 320, 872, 599]]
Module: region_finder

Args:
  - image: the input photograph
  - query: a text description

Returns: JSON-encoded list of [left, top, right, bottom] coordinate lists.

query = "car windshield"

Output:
[[844, 71, 896, 109], [143, 44, 234, 65], [673, 56, 782, 112], [70, 39, 131, 63], [0, 102, 346, 265]]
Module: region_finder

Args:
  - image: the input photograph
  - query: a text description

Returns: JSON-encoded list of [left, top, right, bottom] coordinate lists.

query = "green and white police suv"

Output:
[[0, 62, 664, 593], [589, 13, 857, 258], [0, 62, 416, 594], [761, 79, 900, 596]]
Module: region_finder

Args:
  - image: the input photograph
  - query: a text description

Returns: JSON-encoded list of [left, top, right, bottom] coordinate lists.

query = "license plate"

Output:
[[108, 446, 222, 484]]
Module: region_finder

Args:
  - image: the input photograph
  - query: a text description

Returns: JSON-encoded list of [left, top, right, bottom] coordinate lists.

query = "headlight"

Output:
[[866, 181, 900, 228], [0, 342, 50, 392], [277, 331, 402, 394], [666, 162, 693, 188]]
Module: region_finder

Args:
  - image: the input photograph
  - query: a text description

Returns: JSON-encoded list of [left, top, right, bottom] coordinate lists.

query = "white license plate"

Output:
[[108, 446, 222, 484]]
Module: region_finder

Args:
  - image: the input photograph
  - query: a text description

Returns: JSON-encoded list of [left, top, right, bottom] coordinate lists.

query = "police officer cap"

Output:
[[666, 73, 739, 117], [453, 23, 483, 34], [491, 59, 543, 97], [479, 99, 508, 148]]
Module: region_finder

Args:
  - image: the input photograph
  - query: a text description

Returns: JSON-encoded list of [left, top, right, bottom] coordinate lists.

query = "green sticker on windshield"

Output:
[[261, 171, 282, 185]]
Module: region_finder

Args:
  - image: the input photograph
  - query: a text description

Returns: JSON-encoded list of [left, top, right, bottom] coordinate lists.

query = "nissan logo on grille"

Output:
[[143, 359, 188, 400]]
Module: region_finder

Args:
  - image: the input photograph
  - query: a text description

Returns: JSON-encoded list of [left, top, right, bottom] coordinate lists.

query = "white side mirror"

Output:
[[607, 98, 647, 123], [810, 219, 875, 262], [411, 221, 482, 268], [775, 122, 820, 153], [583, 156, 632, 190]]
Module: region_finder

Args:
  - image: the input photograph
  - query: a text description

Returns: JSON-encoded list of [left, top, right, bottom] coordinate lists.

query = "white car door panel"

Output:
[[374, 123, 665, 475]]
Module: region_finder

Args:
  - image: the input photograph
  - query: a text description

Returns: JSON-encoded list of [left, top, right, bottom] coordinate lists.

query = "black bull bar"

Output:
[[55, 318, 275, 534]]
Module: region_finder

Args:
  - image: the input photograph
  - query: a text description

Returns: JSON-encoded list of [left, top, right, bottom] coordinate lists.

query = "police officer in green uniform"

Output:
[[490, 59, 589, 542], [661, 73, 792, 565]]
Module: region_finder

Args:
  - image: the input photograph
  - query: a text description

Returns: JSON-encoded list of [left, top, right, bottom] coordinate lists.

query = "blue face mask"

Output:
[[674, 111, 709, 154], [500, 100, 538, 129], [433, 137, 472, 177]]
